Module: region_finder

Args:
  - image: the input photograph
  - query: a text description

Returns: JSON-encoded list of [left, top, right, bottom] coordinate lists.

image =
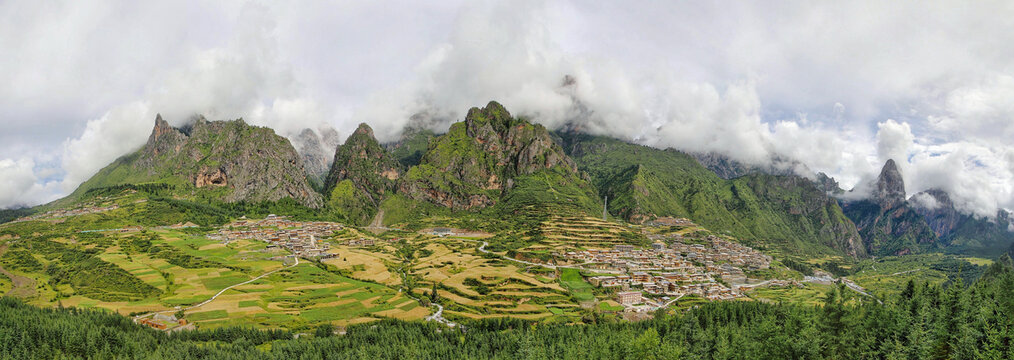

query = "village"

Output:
[[207, 215, 341, 259], [12, 202, 121, 223], [559, 231, 774, 307]]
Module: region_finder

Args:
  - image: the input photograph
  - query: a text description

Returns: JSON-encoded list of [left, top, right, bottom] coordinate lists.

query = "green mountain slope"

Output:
[[322, 123, 401, 225], [72, 115, 322, 208], [561, 133, 865, 258], [397, 101, 599, 215], [386, 127, 437, 168], [913, 189, 1014, 256]]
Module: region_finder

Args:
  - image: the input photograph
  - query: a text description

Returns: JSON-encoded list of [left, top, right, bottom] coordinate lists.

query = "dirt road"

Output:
[[0, 245, 36, 298]]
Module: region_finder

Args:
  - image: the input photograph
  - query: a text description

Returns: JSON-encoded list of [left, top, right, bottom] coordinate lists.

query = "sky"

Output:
[[1, 0, 1013, 220]]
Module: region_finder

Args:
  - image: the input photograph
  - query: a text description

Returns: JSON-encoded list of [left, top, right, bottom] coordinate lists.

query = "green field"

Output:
[[559, 268, 594, 301], [747, 283, 834, 306], [0, 204, 431, 331], [847, 254, 982, 299]]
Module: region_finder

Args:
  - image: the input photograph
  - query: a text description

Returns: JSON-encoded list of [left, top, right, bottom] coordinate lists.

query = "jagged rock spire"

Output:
[[876, 159, 906, 210]]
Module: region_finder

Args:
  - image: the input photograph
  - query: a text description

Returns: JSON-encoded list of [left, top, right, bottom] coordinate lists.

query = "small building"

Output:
[[154, 313, 177, 322], [432, 228, 453, 236], [617, 291, 642, 305], [614, 245, 635, 252], [632, 272, 651, 283], [652, 242, 666, 251]]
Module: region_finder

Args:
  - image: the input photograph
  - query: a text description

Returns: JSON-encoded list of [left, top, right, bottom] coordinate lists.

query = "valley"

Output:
[[0, 101, 1009, 359], [0, 183, 994, 333]]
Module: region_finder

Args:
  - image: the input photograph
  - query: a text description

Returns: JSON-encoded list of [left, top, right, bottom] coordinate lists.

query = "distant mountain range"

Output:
[[61, 101, 1014, 259]]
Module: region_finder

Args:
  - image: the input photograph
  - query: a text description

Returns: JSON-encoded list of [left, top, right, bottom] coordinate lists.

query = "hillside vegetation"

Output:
[[561, 133, 864, 258]]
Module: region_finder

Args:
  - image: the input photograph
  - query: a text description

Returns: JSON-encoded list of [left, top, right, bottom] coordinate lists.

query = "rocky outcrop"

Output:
[[691, 152, 809, 180], [912, 189, 1014, 254], [323, 123, 401, 207], [875, 159, 906, 210], [843, 160, 936, 256], [911, 189, 961, 238], [400, 101, 584, 210], [293, 127, 340, 185], [76, 115, 323, 208], [815, 172, 844, 195], [194, 167, 228, 188]]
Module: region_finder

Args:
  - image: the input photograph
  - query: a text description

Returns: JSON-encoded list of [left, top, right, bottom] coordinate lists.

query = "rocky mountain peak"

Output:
[[78, 115, 323, 208], [323, 122, 400, 206], [876, 159, 906, 209], [912, 189, 960, 238], [145, 114, 187, 158], [321, 122, 401, 225], [353, 122, 375, 138], [400, 101, 582, 210], [293, 128, 330, 183], [815, 172, 844, 195]]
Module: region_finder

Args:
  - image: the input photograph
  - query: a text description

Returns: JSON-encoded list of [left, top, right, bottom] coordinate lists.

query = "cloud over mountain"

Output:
[[1, 0, 1012, 219]]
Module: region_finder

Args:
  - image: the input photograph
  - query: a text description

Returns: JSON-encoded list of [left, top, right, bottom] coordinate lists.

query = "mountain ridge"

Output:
[[72, 115, 323, 208]]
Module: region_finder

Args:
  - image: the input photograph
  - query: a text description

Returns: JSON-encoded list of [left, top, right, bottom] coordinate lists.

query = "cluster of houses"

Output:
[[138, 314, 187, 330], [612, 277, 742, 306], [14, 202, 120, 223], [207, 215, 341, 259], [562, 233, 775, 306], [590, 270, 741, 303], [667, 235, 772, 271], [644, 216, 695, 227]]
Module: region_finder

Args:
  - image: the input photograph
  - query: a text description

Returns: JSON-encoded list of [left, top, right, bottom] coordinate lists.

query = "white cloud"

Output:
[[2, 0, 1014, 221], [876, 120, 914, 166], [910, 192, 940, 211], [0, 158, 61, 208], [59, 101, 153, 193]]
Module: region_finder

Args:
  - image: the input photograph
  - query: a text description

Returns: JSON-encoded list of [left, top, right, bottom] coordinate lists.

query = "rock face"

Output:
[[320, 123, 402, 225], [400, 101, 582, 210], [815, 172, 844, 195], [875, 159, 906, 210], [911, 189, 961, 238], [293, 127, 341, 186], [912, 189, 1014, 254], [843, 160, 936, 256], [324, 124, 401, 203], [77, 115, 323, 208], [194, 167, 228, 188], [691, 151, 808, 180]]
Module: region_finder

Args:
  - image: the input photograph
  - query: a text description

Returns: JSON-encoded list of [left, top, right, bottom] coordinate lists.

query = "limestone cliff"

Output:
[[75, 115, 323, 208]]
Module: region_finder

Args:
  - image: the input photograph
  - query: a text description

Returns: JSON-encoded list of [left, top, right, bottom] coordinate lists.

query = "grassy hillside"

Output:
[[399, 102, 599, 215], [561, 133, 864, 258]]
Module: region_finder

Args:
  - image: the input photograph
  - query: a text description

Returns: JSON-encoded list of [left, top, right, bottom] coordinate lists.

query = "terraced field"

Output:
[[538, 215, 647, 249], [0, 225, 430, 330], [409, 238, 582, 321]]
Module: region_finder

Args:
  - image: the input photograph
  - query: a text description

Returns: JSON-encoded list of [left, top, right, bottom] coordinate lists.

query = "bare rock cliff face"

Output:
[[913, 189, 1014, 253], [80, 115, 322, 208], [912, 189, 961, 238], [876, 159, 907, 211], [843, 159, 936, 255]]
